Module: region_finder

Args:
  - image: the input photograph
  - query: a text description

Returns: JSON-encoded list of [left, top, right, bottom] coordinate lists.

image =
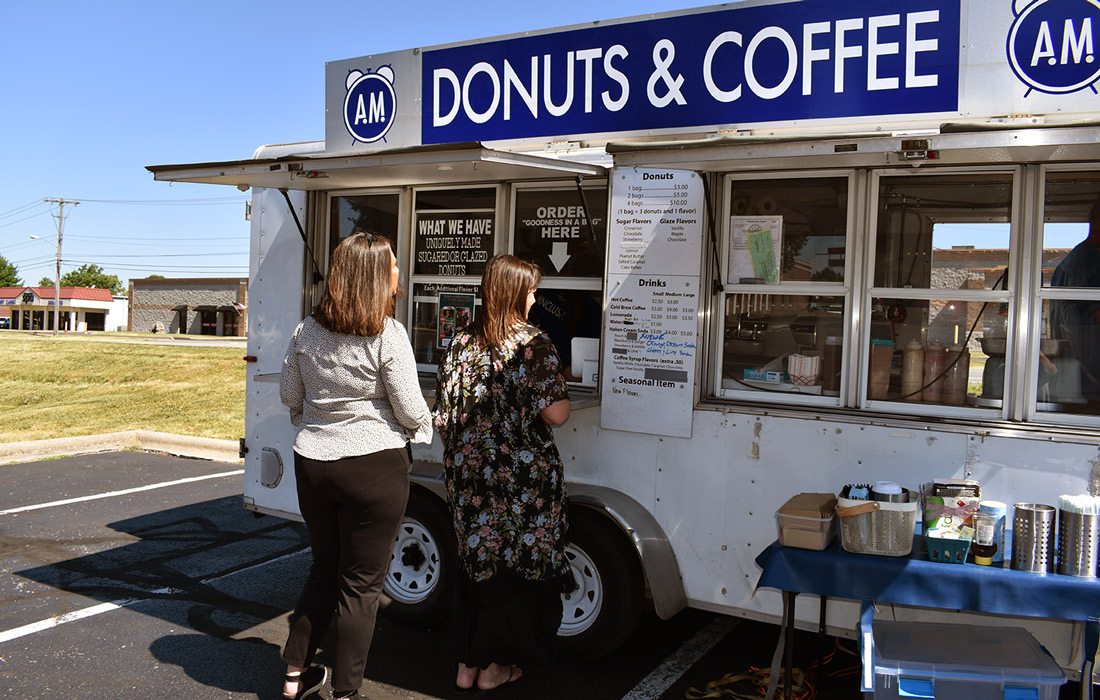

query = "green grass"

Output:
[[0, 336, 245, 442]]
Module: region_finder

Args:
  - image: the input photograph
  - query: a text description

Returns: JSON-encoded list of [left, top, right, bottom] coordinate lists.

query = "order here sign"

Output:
[[421, 0, 959, 144]]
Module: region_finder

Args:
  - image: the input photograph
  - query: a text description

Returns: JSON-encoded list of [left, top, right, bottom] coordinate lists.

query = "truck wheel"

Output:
[[381, 488, 456, 627], [558, 507, 644, 659]]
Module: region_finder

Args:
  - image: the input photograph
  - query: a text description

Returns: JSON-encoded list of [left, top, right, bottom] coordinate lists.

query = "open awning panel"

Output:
[[147, 143, 606, 191]]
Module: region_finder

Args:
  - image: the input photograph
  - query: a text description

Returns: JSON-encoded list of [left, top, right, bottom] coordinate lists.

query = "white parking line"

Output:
[[620, 615, 738, 700], [0, 548, 308, 644], [0, 470, 244, 515]]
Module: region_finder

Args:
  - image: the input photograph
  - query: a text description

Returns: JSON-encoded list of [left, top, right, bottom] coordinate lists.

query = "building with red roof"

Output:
[[0, 287, 128, 331]]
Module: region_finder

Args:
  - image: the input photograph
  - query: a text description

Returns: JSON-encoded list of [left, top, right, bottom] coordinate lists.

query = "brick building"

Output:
[[129, 278, 248, 336]]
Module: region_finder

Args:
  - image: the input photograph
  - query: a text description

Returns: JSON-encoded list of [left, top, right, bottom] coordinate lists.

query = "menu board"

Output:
[[601, 168, 704, 439], [413, 212, 493, 276]]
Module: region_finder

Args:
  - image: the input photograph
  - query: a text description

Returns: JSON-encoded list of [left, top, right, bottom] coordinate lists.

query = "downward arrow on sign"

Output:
[[549, 241, 571, 272]]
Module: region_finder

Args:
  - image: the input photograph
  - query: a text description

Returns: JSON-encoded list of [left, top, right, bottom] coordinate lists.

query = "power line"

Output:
[[0, 200, 50, 221], [62, 251, 247, 259], [64, 260, 246, 271], [9, 256, 56, 266], [69, 197, 247, 205], [0, 210, 51, 230], [66, 234, 247, 242]]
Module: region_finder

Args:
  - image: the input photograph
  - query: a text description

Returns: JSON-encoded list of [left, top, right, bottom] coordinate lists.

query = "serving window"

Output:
[[717, 174, 852, 402], [864, 170, 1015, 415], [511, 182, 607, 387], [1035, 168, 1100, 420]]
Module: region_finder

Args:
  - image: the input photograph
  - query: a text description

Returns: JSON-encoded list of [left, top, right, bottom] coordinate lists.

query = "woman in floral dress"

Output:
[[434, 255, 572, 693]]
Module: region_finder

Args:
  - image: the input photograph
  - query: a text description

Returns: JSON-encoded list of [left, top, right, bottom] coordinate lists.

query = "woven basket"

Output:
[[836, 496, 918, 556]]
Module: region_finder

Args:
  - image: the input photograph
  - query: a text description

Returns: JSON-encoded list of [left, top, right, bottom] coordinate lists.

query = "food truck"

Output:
[[149, 0, 1100, 677]]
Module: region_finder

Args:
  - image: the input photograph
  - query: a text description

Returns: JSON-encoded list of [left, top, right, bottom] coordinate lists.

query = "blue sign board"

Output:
[[420, 0, 960, 144]]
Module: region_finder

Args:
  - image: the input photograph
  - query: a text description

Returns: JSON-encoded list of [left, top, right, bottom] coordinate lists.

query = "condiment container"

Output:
[[941, 344, 970, 405], [900, 341, 924, 401], [922, 343, 947, 403], [971, 512, 998, 565], [821, 336, 842, 394], [979, 500, 1007, 563], [869, 338, 895, 399]]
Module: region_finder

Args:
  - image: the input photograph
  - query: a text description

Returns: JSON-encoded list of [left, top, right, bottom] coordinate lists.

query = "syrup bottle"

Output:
[[971, 512, 997, 565]]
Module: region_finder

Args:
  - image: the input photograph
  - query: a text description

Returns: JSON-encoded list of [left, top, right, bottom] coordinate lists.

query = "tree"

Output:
[[0, 255, 21, 287], [60, 264, 124, 296], [38, 277, 53, 287], [145, 274, 166, 280]]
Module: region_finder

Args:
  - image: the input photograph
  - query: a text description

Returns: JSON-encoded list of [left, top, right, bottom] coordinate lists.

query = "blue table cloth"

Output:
[[755, 538, 1099, 622]]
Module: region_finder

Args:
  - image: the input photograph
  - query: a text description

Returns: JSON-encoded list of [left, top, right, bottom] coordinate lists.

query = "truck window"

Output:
[[410, 187, 497, 368], [1037, 169, 1100, 418], [512, 183, 607, 387], [329, 193, 400, 251], [718, 175, 850, 402], [868, 172, 1013, 412]]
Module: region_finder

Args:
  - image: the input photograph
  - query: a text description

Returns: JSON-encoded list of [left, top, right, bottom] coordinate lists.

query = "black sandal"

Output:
[[283, 663, 328, 700]]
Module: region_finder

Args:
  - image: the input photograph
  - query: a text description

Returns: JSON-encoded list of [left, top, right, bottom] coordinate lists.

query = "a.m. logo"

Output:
[[343, 66, 397, 143], [1008, 0, 1100, 95]]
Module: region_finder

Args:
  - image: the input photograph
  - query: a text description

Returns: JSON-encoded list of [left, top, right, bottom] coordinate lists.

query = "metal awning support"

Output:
[[147, 143, 606, 190]]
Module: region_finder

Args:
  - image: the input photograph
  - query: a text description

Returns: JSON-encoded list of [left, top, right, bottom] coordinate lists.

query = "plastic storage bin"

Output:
[[873, 621, 1065, 699], [776, 492, 837, 550], [776, 512, 836, 550]]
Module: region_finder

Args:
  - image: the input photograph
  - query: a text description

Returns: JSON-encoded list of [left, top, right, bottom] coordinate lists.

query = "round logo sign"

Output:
[[343, 66, 397, 143], [1007, 0, 1100, 94]]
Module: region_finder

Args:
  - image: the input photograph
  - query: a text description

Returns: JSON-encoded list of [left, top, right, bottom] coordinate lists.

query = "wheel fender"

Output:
[[410, 463, 447, 499], [567, 483, 687, 621], [409, 466, 688, 620]]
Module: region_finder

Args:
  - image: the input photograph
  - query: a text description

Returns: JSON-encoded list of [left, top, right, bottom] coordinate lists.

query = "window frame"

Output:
[[509, 179, 608, 391], [860, 166, 1020, 420], [713, 169, 858, 407], [408, 183, 503, 373], [1027, 163, 1100, 427]]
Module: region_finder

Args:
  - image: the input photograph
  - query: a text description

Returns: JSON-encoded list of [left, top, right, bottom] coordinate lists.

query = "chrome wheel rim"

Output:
[[559, 542, 603, 636], [385, 517, 442, 604]]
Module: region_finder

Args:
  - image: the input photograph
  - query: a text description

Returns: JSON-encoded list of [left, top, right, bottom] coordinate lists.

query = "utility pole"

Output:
[[44, 198, 78, 335]]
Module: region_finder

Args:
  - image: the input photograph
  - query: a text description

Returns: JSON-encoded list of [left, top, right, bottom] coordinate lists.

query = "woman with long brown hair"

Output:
[[434, 255, 572, 693], [279, 231, 431, 700]]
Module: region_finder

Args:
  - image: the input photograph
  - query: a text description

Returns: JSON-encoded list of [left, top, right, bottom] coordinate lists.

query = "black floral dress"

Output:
[[434, 321, 572, 667]]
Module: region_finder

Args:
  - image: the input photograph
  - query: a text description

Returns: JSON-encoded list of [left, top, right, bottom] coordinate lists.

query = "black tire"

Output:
[[557, 506, 645, 659], [380, 487, 457, 627]]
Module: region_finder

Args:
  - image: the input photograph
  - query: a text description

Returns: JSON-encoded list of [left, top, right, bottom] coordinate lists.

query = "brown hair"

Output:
[[477, 255, 542, 348], [315, 231, 395, 336]]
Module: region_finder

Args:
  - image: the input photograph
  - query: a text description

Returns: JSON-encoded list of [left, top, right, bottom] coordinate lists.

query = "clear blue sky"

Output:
[[0, 0, 706, 288]]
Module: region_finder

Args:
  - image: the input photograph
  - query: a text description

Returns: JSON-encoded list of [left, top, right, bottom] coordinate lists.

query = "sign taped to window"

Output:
[[437, 292, 475, 349], [730, 216, 783, 284]]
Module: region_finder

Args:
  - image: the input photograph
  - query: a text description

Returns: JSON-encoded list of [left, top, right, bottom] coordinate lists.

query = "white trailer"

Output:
[[150, 0, 1100, 677]]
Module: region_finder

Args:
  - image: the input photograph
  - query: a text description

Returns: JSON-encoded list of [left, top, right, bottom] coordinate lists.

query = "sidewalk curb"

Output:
[[0, 430, 243, 465]]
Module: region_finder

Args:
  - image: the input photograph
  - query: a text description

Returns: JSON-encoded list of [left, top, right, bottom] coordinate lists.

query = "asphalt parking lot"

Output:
[[0, 451, 872, 699]]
